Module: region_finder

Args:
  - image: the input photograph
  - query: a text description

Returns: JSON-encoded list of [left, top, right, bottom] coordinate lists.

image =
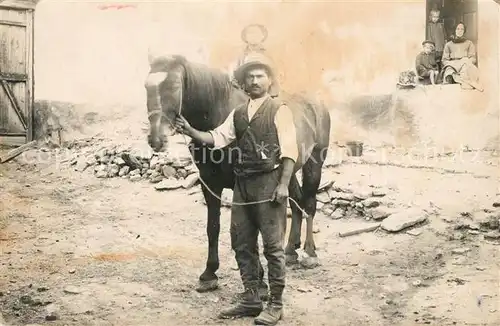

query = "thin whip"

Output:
[[156, 81, 309, 216]]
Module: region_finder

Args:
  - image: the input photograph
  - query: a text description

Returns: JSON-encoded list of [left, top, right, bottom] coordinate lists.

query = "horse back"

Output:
[[275, 92, 331, 170]]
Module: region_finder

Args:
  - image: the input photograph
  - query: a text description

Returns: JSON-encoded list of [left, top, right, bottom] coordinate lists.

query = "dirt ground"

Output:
[[1, 142, 499, 326]]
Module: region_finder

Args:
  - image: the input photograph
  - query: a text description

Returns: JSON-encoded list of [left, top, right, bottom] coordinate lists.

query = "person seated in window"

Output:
[[416, 40, 439, 85], [441, 22, 483, 91]]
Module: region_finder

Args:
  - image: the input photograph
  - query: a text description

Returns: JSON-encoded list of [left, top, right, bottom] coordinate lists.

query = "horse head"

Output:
[[144, 55, 188, 152], [144, 54, 240, 152]]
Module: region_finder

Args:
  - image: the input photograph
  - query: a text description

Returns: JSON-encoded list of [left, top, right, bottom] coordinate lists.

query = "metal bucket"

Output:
[[346, 141, 363, 157]]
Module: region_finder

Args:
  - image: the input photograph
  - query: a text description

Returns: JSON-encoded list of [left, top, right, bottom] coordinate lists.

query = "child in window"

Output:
[[426, 8, 447, 69], [416, 40, 439, 85]]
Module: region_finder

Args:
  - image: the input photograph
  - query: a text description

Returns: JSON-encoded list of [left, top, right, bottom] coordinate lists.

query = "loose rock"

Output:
[[75, 157, 89, 172], [107, 164, 120, 177], [182, 173, 199, 189], [162, 165, 176, 178], [353, 190, 372, 200], [316, 192, 331, 203], [406, 229, 422, 236], [317, 180, 334, 192], [130, 147, 153, 161], [121, 153, 142, 170], [118, 166, 130, 177], [114, 157, 126, 166], [466, 222, 480, 231], [449, 232, 466, 241], [381, 209, 428, 232], [330, 191, 355, 201], [321, 204, 335, 216], [486, 214, 499, 230], [484, 232, 500, 240], [362, 198, 380, 208], [155, 178, 182, 191], [451, 247, 471, 255], [177, 168, 188, 179], [171, 157, 191, 168], [95, 148, 108, 160], [366, 207, 392, 221], [372, 189, 386, 197], [100, 155, 111, 164], [332, 199, 351, 207], [129, 175, 142, 182], [149, 156, 159, 169], [149, 175, 163, 183], [63, 285, 82, 294], [95, 166, 108, 178]]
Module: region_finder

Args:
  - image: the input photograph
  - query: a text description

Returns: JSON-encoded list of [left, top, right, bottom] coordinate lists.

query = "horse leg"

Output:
[[301, 148, 325, 267], [196, 181, 223, 292], [285, 175, 303, 266]]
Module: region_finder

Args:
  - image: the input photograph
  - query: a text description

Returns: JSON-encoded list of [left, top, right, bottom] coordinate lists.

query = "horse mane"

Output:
[[172, 55, 238, 130]]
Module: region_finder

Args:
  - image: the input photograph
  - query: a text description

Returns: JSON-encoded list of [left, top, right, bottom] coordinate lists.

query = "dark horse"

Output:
[[144, 55, 331, 292]]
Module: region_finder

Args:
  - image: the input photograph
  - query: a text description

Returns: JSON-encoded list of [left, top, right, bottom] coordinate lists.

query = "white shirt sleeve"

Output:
[[274, 105, 298, 162], [208, 109, 237, 149]]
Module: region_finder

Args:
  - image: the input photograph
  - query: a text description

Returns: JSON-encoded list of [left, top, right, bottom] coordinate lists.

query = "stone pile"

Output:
[[70, 145, 199, 189], [317, 184, 432, 233], [317, 184, 394, 221], [451, 205, 500, 241]]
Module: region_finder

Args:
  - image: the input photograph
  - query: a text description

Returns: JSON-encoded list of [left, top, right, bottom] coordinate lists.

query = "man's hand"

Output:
[[272, 183, 289, 204], [174, 115, 193, 136], [174, 114, 216, 146], [272, 157, 295, 205]]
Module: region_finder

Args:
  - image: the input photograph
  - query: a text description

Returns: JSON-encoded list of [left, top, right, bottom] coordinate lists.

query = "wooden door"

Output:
[[442, 0, 478, 44], [0, 7, 34, 145], [461, 0, 478, 46]]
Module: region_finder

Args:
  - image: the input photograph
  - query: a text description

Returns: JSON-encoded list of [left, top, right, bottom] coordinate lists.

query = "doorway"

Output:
[[426, 0, 478, 47]]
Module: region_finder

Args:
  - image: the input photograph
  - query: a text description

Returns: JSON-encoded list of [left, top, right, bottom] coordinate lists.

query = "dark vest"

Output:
[[232, 97, 282, 177]]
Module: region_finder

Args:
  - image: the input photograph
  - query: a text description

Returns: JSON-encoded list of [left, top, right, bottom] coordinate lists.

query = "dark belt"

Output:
[[234, 159, 278, 178]]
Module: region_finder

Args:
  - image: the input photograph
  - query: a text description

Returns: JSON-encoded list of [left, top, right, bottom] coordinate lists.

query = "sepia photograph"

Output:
[[0, 0, 499, 325]]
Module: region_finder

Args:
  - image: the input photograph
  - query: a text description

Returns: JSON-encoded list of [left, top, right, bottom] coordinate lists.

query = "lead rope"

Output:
[[151, 82, 309, 217]]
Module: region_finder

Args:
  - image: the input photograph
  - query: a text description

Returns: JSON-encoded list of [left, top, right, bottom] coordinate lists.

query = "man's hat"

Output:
[[422, 40, 435, 47], [233, 52, 280, 96]]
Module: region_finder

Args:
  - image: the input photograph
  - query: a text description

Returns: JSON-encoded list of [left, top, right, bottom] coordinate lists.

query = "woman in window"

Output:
[[441, 22, 483, 91]]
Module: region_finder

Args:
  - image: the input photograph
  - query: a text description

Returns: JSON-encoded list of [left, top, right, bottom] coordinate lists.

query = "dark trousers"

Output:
[[230, 168, 287, 297]]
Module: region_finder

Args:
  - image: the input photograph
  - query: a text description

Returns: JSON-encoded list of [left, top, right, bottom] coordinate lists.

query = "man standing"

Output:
[[174, 52, 297, 325]]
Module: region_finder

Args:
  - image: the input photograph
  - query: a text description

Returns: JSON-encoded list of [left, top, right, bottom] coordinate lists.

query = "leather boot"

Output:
[[232, 281, 269, 303], [218, 288, 263, 319], [254, 295, 283, 325]]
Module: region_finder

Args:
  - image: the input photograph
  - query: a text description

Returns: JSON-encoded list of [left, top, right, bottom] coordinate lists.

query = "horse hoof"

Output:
[[285, 254, 299, 266], [299, 256, 319, 269], [196, 279, 219, 293]]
